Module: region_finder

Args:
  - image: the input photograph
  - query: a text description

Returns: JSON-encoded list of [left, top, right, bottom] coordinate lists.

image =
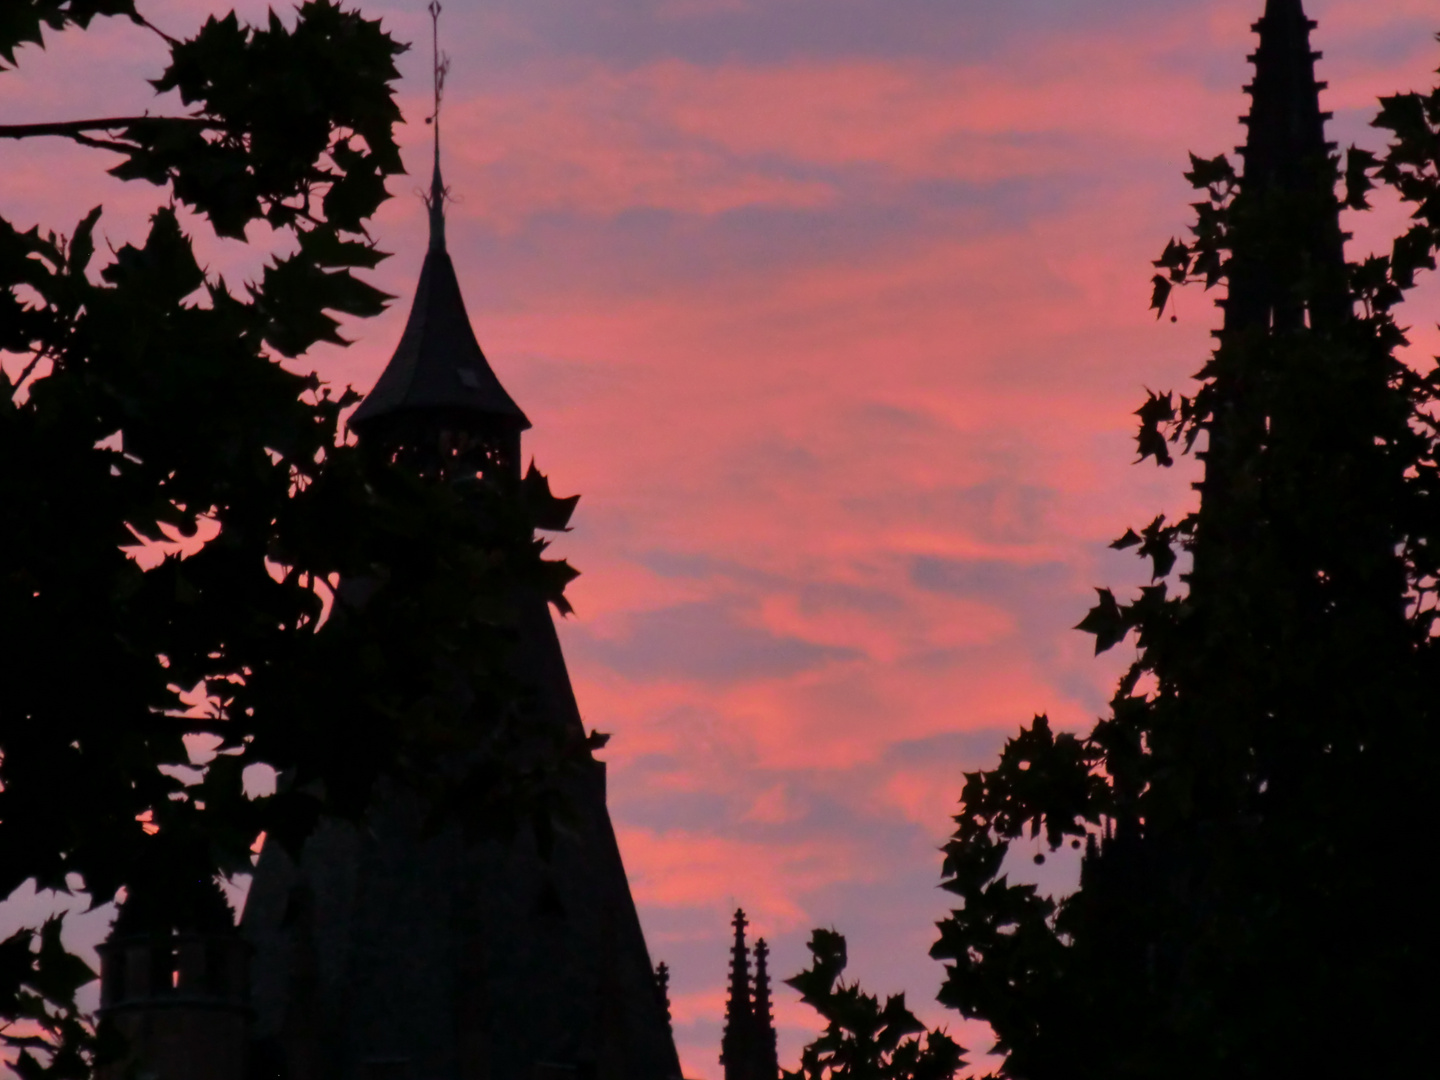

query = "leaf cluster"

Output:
[[0, 919, 97, 1079], [119, 2, 404, 240], [783, 930, 964, 1080], [0, 4, 582, 1075], [0, 0, 139, 69]]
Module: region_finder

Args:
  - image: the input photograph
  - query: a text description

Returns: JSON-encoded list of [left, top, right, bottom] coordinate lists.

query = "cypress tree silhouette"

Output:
[[932, 1, 1438, 1077]]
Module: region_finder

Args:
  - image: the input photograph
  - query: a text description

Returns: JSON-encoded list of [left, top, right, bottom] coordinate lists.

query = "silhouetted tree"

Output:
[[782, 930, 962, 1080], [931, 5, 1439, 1078], [0, 3, 579, 1075]]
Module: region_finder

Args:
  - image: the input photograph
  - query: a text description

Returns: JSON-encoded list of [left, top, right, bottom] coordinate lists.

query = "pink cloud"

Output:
[[7, 4, 1440, 1080], [619, 826, 867, 930]]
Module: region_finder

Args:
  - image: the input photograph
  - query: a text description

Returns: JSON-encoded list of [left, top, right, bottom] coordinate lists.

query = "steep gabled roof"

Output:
[[351, 152, 530, 434]]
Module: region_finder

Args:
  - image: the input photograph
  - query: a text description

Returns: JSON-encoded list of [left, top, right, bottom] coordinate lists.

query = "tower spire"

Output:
[[350, 1, 530, 475], [752, 938, 780, 1080], [426, 0, 448, 254], [1228, 0, 1347, 332], [1198, 0, 1347, 514], [720, 909, 754, 1080]]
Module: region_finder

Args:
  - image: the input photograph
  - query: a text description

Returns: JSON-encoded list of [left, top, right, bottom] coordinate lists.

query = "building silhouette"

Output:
[[85, 1, 1347, 1077], [94, 18, 683, 1076], [1193, 0, 1346, 523], [96, 875, 250, 1080], [719, 910, 779, 1080], [240, 75, 683, 1080]]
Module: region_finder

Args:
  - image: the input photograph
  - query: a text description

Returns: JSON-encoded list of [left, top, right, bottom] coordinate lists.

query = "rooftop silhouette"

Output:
[[349, 5, 528, 447]]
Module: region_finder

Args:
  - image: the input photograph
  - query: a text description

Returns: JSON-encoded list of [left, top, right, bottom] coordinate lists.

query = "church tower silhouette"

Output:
[[1189, 0, 1350, 593], [237, 8, 683, 1078], [719, 910, 779, 1080]]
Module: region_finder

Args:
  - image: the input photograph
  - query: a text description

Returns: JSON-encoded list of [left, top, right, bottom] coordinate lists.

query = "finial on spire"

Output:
[[425, 1, 450, 253]]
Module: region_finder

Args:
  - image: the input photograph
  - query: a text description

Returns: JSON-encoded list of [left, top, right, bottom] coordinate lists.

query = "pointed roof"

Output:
[[350, 127, 529, 434], [721, 908, 754, 1078], [752, 938, 780, 1080], [1238, 0, 1333, 192], [1226, 0, 1347, 333]]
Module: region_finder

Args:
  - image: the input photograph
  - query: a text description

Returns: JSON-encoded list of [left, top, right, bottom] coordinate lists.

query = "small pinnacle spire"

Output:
[[721, 909, 754, 1077], [426, 1, 449, 254], [654, 961, 673, 1033], [752, 938, 780, 1080]]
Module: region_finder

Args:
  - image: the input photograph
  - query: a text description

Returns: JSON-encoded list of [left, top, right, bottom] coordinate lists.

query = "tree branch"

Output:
[[0, 116, 211, 140], [134, 13, 180, 47]]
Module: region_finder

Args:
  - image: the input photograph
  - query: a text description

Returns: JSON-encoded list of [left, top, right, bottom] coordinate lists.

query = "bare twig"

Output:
[[134, 13, 180, 46]]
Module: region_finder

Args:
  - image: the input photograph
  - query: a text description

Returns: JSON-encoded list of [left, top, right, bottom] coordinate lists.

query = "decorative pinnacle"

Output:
[[425, 1, 450, 253], [655, 961, 673, 1029], [721, 908, 753, 1068]]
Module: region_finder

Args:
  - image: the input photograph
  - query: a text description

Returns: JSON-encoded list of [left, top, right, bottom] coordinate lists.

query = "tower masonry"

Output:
[[238, 10, 683, 1078]]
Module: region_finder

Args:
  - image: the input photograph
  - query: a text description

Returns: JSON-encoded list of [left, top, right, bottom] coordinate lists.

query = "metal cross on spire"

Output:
[[425, 0, 450, 252]]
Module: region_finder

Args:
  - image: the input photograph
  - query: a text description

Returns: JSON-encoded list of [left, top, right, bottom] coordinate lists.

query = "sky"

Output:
[[3, 0, 1439, 1076]]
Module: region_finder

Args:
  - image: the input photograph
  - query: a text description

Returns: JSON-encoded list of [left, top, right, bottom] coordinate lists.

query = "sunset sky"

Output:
[[4, 1, 1440, 1076]]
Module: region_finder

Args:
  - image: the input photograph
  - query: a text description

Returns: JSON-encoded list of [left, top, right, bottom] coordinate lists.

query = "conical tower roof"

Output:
[[350, 138, 529, 434]]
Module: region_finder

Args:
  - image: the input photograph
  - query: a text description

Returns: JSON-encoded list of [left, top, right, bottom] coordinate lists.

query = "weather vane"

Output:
[[423, 1, 451, 217], [427, 1, 449, 131]]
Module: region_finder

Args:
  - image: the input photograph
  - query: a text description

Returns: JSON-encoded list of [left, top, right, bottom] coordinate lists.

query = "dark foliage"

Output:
[[0, 4, 580, 1075], [931, 27, 1440, 1080], [783, 930, 964, 1080]]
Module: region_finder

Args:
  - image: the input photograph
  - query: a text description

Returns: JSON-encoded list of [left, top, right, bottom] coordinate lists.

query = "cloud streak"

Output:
[[5, 2, 1439, 1077]]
